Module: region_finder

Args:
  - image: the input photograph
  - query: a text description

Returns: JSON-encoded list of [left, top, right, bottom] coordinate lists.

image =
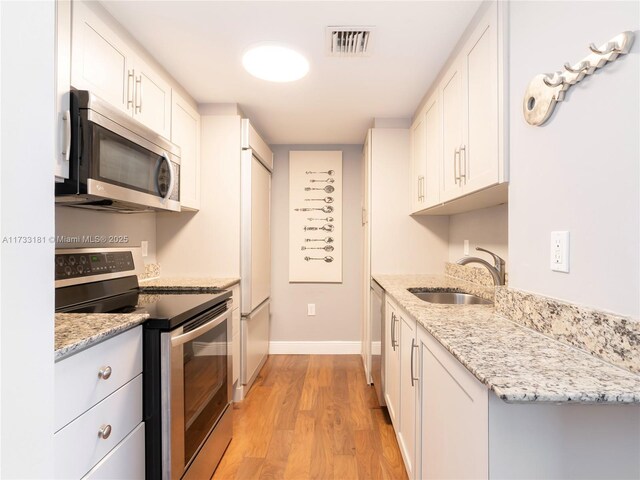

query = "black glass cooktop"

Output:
[[56, 276, 231, 330]]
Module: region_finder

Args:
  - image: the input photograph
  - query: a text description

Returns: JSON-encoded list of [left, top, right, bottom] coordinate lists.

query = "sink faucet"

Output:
[[457, 247, 506, 286]]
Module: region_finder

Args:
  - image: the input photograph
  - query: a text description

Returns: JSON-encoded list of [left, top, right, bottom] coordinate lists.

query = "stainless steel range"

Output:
[[55, 248, 233, 479]]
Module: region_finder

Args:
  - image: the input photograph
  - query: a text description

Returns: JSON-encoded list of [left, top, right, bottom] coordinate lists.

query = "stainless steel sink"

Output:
[[408, 289, 493, 305]]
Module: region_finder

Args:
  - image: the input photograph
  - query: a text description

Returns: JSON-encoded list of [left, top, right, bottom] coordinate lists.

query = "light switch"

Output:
[[464, 240, 470, 256], [141, 240, 148, 257], [307, 304, 316, 316], [550, 231, 569, 273]]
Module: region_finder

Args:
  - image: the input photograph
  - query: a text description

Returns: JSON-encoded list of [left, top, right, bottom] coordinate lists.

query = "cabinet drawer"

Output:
[[55, 327, 142, 432], [55, 374, 143, 480], [82, 422, 145, 479]]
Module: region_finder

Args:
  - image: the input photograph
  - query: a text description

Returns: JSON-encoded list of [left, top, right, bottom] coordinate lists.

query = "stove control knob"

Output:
[[77, 265, 84, 274], [56, 257, 65, 267], [79, 256, 87, 264], [68, 256, 76, 265], [64, 266, 72, 276]]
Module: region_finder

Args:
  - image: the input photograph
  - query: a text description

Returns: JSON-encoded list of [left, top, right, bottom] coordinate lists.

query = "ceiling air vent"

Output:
[[326, 26, 374, 57]]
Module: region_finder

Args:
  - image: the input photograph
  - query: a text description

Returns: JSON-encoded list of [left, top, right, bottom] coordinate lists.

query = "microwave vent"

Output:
[[326, 26, 374, 56]]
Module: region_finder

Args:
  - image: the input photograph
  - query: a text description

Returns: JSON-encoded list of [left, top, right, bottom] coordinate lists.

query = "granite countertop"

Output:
[[373, 274, 640, 404], [55, 277, 239, 361], [139, 277, 240, 292], [55, 312, 149, 361]]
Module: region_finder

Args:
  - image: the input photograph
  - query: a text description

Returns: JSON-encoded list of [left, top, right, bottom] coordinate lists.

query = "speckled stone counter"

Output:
[[373, 274, 640, 404], [55, 312, 149, 361], [139, 277, 240, 292]]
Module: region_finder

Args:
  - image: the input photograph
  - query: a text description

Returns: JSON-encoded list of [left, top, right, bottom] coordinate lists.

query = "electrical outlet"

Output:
[[307, 304, 316, 316], [550, 231, 570, 273], [141, 240, 148, 257], [464, 240, 470, 256]]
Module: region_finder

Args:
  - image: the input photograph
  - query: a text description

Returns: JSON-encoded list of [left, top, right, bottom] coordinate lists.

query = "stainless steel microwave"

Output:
[[55, 89, 181, 213]]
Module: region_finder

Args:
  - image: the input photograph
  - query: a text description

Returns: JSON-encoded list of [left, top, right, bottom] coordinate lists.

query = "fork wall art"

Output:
[[289, 150, 343, 283]]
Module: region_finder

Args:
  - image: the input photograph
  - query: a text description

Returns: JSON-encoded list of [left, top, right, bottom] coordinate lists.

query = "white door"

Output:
[[362, 133, 372, 383], [440, 61, 463, 203], [423, 93, 441, 208], [384, 299, 400, 429], [71, 1, 131, 114], [241, 300, 270, 387], [398, 313, 417, 479], [419, 327, 488, 480], [132, 58, 172, 138], [250, 155, 271, 311], [462, 5, 499, 195], [171, 92, 200, 210], [410, 114, 426, 213]]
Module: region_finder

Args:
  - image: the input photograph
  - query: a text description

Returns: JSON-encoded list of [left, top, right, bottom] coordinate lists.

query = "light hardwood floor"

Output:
[[212, 355, 408, 480]]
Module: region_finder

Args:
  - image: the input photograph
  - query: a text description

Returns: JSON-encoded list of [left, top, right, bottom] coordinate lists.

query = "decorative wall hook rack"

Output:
[[523, 31, 634, 126]]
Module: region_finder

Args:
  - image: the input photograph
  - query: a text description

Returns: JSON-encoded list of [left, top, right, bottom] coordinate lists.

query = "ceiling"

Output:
[[101, 1, 482, 145]]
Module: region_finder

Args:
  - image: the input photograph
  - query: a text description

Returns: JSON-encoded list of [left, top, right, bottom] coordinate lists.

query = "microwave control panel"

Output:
[[55, 251, 134, 280]]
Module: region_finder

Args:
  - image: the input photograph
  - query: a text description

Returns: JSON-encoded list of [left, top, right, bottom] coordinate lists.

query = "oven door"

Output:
[[162, 306, 232, 479]]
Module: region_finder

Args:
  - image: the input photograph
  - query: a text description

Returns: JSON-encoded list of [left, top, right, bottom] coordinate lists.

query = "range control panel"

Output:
[[55, 251, 134, 280]]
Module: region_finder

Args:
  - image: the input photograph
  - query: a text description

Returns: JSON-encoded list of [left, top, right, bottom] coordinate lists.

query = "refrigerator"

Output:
[[240, 119, 273, 393]]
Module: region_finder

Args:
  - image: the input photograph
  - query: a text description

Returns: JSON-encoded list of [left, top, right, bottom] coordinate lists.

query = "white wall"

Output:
[[156, 115, 242, 277], [0, 1, 55, 476], [270, 145, 363, 345], [55, 208, 158, 263], [508, 1, 639, 318], [448, 204, 508, 265]]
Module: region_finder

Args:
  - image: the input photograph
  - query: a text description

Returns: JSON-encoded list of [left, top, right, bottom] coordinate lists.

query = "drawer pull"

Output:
[[98, 366, 112, 380], [98, 424, 112, 440]]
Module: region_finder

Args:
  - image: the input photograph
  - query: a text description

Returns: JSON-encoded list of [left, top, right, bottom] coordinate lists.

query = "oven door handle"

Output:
[[171, 309, 230, 347]]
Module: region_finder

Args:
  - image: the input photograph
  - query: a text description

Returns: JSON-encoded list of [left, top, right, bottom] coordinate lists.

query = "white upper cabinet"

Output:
[[55, 0, 72, 181], [440, 60, 464, 203], [411, 1, 507, 215], [460, 4, 499, 195], [71, 1, 172, 138], [171, 92, 201, 210], [410, 113, 427, 213], [134, 57, 172, 139], [71, 1, 131, 113]]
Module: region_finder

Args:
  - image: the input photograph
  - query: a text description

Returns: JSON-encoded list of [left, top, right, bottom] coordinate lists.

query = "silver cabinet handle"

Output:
[[410, 338, 419, 387], [390, 312, 396, 351], [135, 75, 142, 114], [98, 424, 112, 440], [460, 145, 467, 183], [62, 110, 71, 161], [393, 315, 399, 349], [454, 148, 461, 184], [98, 366, 112, 380], [127, 70, 135, 110]]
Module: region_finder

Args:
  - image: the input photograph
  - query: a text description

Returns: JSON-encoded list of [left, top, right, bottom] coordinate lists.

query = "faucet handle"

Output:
[[475, 247, 505, 269]]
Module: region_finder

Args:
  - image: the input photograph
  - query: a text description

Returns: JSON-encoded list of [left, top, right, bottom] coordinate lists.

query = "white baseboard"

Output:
[[269, 340, 362, 355]]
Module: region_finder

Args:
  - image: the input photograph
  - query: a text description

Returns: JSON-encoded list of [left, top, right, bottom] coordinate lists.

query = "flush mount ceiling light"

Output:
[[242, 44, 309, 82]]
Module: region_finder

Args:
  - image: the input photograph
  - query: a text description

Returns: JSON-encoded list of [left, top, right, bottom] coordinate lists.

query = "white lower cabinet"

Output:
[[82, 423, 145, 479], [418, 325, 488, 480], [382, 294, 640, 480], [54, 327, 144, 480], [383, 298, 400, 428], [398, 311, 418, 479]]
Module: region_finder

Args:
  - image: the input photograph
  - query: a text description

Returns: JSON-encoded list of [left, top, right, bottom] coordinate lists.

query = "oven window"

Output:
[[182, 319, 228, 464], [95, 126, 163, 196]]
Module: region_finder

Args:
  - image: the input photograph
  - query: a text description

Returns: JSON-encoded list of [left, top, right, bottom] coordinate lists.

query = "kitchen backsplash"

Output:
[[496, 287, 640, 375], [445, 262, 496, 287], [139, 263, 160, 281]]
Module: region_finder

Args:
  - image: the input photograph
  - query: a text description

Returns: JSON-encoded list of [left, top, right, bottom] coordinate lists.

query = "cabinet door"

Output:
[[440, 61, 463, 203], [384, 299, 400, 428], [71, 1, 131, 114], [55, 0, 71, 181], [461, 2, 499, 195], [133, 58, 172, 138], [410, 114, 427, 213], [398, 313, 418, 479], [423, 92, 441, 208], [171, 92, 201, 210], [419, 327, 488, 480]]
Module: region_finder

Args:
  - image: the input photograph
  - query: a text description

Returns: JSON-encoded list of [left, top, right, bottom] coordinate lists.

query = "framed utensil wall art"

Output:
[[289, 151, 342, 283]]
